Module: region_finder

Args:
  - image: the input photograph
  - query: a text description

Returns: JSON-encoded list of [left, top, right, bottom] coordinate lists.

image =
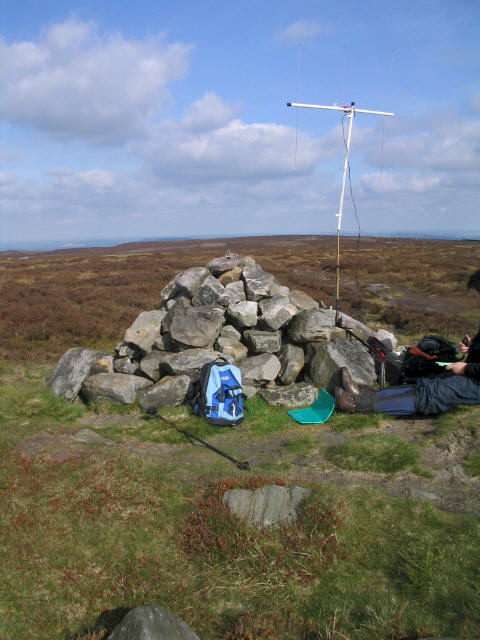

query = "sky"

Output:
[[1, 0, 479, 249]]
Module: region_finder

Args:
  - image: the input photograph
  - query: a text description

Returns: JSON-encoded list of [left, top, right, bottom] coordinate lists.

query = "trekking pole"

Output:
[[156, 414, 250, 471]]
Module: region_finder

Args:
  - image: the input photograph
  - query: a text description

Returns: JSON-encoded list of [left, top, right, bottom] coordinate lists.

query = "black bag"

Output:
[[401, 335, 458, 382]]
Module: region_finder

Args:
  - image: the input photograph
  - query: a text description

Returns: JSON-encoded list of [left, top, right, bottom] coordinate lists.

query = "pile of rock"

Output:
[[48, 254, 397, 411]]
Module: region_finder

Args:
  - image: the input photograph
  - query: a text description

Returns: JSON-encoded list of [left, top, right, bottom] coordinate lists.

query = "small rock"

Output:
[[226, 300, 258, 328], [260, 382, 318, 408], [240, 354, 281, 386], [225, 280, 246, 303], [218, 267, 243, 285], [174, 267, 210, 298], [278, 344, 304, 385], [215, 337, 248, 363], [124, 310, 166, 353], [243, 329, 282, 354], [138, 375, 193, 412], [70, 429, 115, 446], [222, 484, 310, 527], [108, 604, 201, 640]]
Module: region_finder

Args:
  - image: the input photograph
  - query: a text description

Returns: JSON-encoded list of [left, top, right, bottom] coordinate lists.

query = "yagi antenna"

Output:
[[286, 100, 394, 325]]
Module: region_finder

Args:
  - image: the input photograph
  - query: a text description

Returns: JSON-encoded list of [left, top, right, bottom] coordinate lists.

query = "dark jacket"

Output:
[[465, 327, 480, 381]]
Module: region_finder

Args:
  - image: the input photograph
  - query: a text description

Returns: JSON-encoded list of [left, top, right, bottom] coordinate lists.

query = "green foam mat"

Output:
[[288, 388, 335, 424]]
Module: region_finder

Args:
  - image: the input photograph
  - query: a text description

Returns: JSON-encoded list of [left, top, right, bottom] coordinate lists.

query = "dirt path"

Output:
[[17, 413, 480, 516]]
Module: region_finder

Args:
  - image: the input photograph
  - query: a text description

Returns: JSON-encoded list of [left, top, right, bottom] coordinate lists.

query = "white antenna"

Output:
[[287, 100, 394, 324]]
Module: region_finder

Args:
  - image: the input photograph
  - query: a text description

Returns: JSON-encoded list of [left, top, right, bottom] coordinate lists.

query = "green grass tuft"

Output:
[[326, 433, 420, 473], [464, 450, 480, 476]]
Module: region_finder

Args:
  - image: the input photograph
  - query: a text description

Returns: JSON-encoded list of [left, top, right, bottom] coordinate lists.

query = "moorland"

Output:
[[1, 235, 480, 639]]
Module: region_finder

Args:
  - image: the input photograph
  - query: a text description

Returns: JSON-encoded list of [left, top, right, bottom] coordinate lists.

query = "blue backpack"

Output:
[[193, 358, 244, 426]]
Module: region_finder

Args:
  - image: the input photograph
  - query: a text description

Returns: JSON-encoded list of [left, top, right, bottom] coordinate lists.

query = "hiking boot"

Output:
[[335, 386, 356, 413], [339, 366, 360, 396]]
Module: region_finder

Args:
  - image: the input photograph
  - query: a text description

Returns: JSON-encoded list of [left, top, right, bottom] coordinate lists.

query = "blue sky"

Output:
[[1, 0, 479, 248]]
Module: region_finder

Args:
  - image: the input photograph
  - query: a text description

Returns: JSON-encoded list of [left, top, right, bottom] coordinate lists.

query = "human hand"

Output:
[[459, 335, 471, 355], [446, 361, 467, 375]]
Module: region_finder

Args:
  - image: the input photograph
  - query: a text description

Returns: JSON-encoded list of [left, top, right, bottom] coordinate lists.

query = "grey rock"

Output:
[[90, 354, 114, 375], [162, 349, 233, 382], [207, 254, 243, 276], [367, 283, 390, 293], [218, 267, 242, 285], [375, 328, 397, 352], [115, 341, 139, 358], [258, 294, 298, 330], [70, 429, 115, 446], [191, 275, 231, 307], [222, 485, 310, 528], [243, 329, 282, 354], [337, 311, 375, 341], [226, 300, 258, 328], [170, 305, 225, 349], [173, 267, 210, 298], [81, 373, 152, 405], [114, 357, 140, 375], [124, 310, 166, 353], [289, 290, 319, 311], [287, 308, 337, 343], [278, 344, 304, 385], [47, 347, 107, 402], [151, 333, 173, 351], [240, 354, 281, 386], [107, 604, 201, 640], [139, 351, 172, 382], [225, 280, 246, 303], [138, 375, 193, 412], [215, 337, 248, 363], [220, 324, 242, 341], [162, 297, 191, 333], [242, 265, 285, 301], [243, 384, 258, 398], [307, 339, 376, 394], [160, 279, 176, 302], [259, 382, 318, 408]]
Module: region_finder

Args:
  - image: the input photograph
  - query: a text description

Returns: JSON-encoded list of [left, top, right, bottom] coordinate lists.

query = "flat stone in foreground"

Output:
[[222, 484, 310, 528], [108, 604, 201, 640]]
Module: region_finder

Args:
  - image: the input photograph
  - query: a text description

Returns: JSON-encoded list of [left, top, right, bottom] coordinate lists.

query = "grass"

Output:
[[464, 450, 480, 476], [326, 433, 420, 473], [1, 365, 480, 639]]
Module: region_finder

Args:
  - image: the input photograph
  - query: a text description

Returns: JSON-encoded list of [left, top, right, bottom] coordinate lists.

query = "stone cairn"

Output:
[[48, 254, 397, 412]]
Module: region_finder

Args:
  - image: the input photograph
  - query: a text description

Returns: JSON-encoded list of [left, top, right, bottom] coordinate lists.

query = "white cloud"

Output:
[[135, 114, 327, 182], [180, 92, 239, 132], [277, 20, 331, 44], [0, 17, 192, 144], [360, 172, 441, 193]]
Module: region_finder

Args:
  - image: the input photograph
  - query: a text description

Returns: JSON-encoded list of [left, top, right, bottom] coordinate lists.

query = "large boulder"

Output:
[[287, 308, 337, 343], [243, 329, 282, 354], [124, 310, 166, 353], [215, 337, 248, 363], [259, 382, 318, 408], [139, 351, 172, 382], [138, 375, 193, 413], [307, 339, 376, 393], [278, 344, 305, 385], [170, 305, 224, 349], [191, 275, 232, 307], [173, 267, 210, 298], [225, 281, 246, 303], [108, 604, 200, 640], [207, 255, 244, 276], [240, 354, 281, 386], [289, 290, 319, 311], [162, 349, 233, 382], [47, 348, 107, 402], [242, 265, 288, 301], [258, 294, 298, 330], [222, 485, 310, 528], [226, 301, 258, 328], [81, 373, 152, 405]]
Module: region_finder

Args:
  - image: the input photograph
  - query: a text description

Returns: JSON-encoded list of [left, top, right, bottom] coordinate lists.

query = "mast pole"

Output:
[[286, 100, 394, 325]]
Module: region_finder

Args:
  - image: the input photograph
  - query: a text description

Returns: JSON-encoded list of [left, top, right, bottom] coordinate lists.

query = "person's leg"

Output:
[[335, 384, 416, 416], [415, 375, 480, 415]]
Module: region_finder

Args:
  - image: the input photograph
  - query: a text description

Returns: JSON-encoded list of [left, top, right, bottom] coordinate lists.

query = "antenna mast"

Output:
[[287, 101, 394, 325]]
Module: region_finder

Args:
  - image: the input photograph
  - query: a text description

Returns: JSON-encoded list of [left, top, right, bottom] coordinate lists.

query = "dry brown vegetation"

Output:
[[1, 235, 479, 362]]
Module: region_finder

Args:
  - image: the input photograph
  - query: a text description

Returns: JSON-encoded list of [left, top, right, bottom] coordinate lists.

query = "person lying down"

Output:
[[335, 268, 480, 417]]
